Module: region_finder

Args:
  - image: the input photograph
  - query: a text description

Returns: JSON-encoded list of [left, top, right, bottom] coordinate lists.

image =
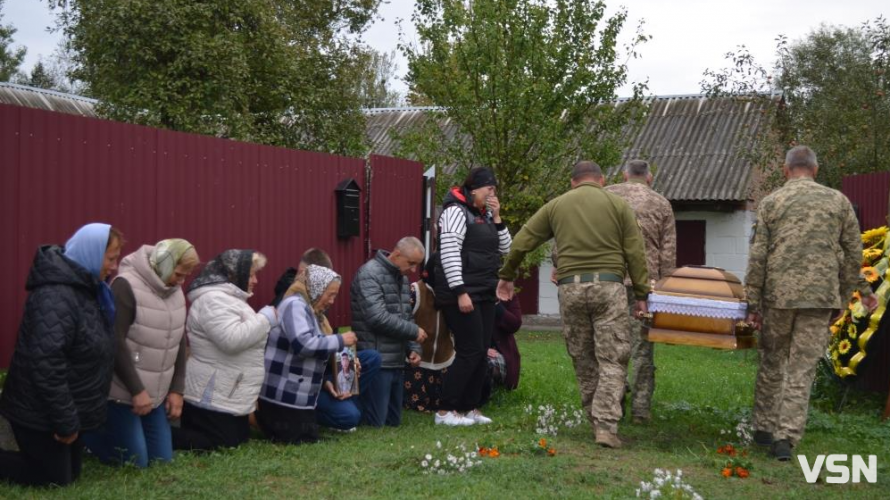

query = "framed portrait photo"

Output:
[[334, 346, 359, 396]]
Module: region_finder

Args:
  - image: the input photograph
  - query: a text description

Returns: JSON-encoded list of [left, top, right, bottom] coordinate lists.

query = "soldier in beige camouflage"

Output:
[[745, 146, 879, 461], [497, 161, 650, 449], [606, 160, 676, 423]]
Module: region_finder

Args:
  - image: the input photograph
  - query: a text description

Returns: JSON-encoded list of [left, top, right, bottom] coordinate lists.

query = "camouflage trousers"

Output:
[[625, 287, 655, 419], [558, 281, 631, 434], [752, 308, 833, 446]]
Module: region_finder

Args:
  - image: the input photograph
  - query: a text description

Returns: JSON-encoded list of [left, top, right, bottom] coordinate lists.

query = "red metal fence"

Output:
[[0, 104, 424, 367], [842, 171, 890, 231], [367, 155, 425, 257]]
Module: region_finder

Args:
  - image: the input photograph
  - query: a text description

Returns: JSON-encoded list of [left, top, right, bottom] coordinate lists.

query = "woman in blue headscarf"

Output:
[[0, 223, 123, 487]]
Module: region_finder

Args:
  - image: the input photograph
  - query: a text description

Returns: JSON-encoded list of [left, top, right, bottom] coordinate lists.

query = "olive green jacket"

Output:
[[499, 182, 650, 299]]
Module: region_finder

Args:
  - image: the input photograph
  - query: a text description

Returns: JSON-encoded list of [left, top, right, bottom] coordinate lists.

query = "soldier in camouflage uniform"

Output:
[[605, 160, 676, 423], [745, 146, 878, 461], [497, 161, 650, 448]]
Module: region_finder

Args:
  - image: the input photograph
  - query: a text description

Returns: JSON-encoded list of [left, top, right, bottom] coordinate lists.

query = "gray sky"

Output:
[[4, 0, 888, 98]]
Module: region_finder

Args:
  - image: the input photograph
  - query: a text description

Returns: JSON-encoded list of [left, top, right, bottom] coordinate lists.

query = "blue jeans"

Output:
[[317, 350, 381, 430], [360, 366, 405, 427], [82, 401, 172, 468]]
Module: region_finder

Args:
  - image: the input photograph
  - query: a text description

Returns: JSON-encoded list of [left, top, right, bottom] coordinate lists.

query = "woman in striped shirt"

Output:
[[432, 167, 512, 426]]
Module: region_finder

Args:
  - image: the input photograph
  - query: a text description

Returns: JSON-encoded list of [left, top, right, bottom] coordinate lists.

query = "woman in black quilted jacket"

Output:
[[0, 223, 123, 487]]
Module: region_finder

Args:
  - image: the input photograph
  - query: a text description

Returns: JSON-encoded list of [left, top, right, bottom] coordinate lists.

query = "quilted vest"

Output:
[[108, 245, 187, 408]]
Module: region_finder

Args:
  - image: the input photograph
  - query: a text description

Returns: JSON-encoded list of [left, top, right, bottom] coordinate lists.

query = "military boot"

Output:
[[594, 427, 622, 449], [753, 430, 773, 447], [771, 439, 792, 461]]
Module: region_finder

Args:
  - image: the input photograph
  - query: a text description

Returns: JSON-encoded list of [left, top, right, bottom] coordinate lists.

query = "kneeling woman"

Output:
[[173, 249, 277, 451], [83, 239, 199, 467], [257, 265, 357, 444]]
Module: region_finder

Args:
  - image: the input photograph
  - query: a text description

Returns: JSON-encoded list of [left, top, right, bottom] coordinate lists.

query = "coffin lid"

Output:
[[653, 265, 744, 301]]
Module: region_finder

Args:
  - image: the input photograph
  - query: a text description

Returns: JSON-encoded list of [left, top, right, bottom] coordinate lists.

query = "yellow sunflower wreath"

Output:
[[829, 226, 889, 378]]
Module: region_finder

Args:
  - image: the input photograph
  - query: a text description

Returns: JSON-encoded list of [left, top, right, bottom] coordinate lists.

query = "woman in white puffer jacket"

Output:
[[172, 249, 277, 451]]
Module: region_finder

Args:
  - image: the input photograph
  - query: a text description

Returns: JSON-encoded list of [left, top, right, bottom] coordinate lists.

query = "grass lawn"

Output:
[[2, 330, 889, 499]]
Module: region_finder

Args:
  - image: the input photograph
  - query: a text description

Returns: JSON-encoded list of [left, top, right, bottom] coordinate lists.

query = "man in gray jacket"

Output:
[[351, 237, 428, 427]]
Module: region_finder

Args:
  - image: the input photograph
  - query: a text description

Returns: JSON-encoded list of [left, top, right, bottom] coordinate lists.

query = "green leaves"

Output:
[[399, 0, 649, 255], [0, 0, 26, 82], [51, 0, 379, 156], [702, 18, 890, 191]]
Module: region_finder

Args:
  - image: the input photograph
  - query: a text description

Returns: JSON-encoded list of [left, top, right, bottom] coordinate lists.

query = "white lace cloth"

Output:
[[648, 293, 748, 320]]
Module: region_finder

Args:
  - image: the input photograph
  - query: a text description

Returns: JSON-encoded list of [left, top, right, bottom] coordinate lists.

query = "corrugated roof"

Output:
[[0, 83, 99, 118], [614, 95, 774, 202], [365, 95, 776, 202], [1, 84, 774, 201]]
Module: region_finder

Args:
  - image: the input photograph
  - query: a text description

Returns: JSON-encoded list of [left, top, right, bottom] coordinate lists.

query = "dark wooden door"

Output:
[[676, 220, 706, 267]]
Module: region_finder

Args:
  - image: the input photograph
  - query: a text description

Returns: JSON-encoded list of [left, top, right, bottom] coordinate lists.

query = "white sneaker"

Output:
[[468, 409, 493, 425], [329, 426, 356, 433], [435, 411, 475, 426]]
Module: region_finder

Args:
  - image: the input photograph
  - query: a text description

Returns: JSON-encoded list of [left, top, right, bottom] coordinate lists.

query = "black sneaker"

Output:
[[771, 439, 793, 461], [753, 430, 773, 446]]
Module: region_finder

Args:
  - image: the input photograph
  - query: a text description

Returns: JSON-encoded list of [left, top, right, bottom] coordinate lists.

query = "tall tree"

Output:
[[0, 0, 26, 82], [48, 0, 381, 155], [702, 18, 890, 190], [398, 0, 649, 236], [43, 39, 88, 95], [353, 48, 402, 108], [16, 60, 57, 89]]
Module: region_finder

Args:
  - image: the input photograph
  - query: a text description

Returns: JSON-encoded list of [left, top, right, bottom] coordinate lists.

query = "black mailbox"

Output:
[[335, 178, 361, 238]]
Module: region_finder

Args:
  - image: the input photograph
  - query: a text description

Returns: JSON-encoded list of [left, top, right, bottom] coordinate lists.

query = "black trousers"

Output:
[[0, 422, 84, 487], [171, 402, 250, 452], [256, 399, 319, 445], [441, 301, 495, 413]]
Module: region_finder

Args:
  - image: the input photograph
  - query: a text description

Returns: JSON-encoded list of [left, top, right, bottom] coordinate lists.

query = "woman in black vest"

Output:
[[433, 168, 512, 426]]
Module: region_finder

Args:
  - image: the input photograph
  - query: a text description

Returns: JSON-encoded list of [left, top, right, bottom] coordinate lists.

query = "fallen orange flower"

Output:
[[479, 447, 489, 457], [547, 448, 557, 456], [736, 467, 749, 479], [489, 447, 500, 458], [717, 444, 736, 457], [721, 468, 733, 478], [538, 438, 548, 448]]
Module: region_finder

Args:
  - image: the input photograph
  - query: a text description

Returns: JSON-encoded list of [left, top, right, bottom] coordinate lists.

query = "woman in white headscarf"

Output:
[[82, 239, 199, 468], [257, 265, 357, 444]]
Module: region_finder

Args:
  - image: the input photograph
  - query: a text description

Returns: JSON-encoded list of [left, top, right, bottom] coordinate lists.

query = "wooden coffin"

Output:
[[644, 266, 756, 349]]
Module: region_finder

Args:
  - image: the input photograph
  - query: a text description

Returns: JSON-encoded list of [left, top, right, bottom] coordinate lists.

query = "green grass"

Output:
[[2, 331, 889, 499]]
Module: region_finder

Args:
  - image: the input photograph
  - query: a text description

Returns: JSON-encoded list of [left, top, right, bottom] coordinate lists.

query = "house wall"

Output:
[[536, 209, 755, 316], [674, 209, 754, 282]]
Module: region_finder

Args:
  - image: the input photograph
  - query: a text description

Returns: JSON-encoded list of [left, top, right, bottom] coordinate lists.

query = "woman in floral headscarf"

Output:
[[82, 239, 199, 468], [257, 265, 357, 444], [172, 249, 277, 452]]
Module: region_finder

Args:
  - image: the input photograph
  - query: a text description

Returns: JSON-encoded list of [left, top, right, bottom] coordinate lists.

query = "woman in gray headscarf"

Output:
[[256, 265, 357, 444], [172, 249, 277, 452]]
